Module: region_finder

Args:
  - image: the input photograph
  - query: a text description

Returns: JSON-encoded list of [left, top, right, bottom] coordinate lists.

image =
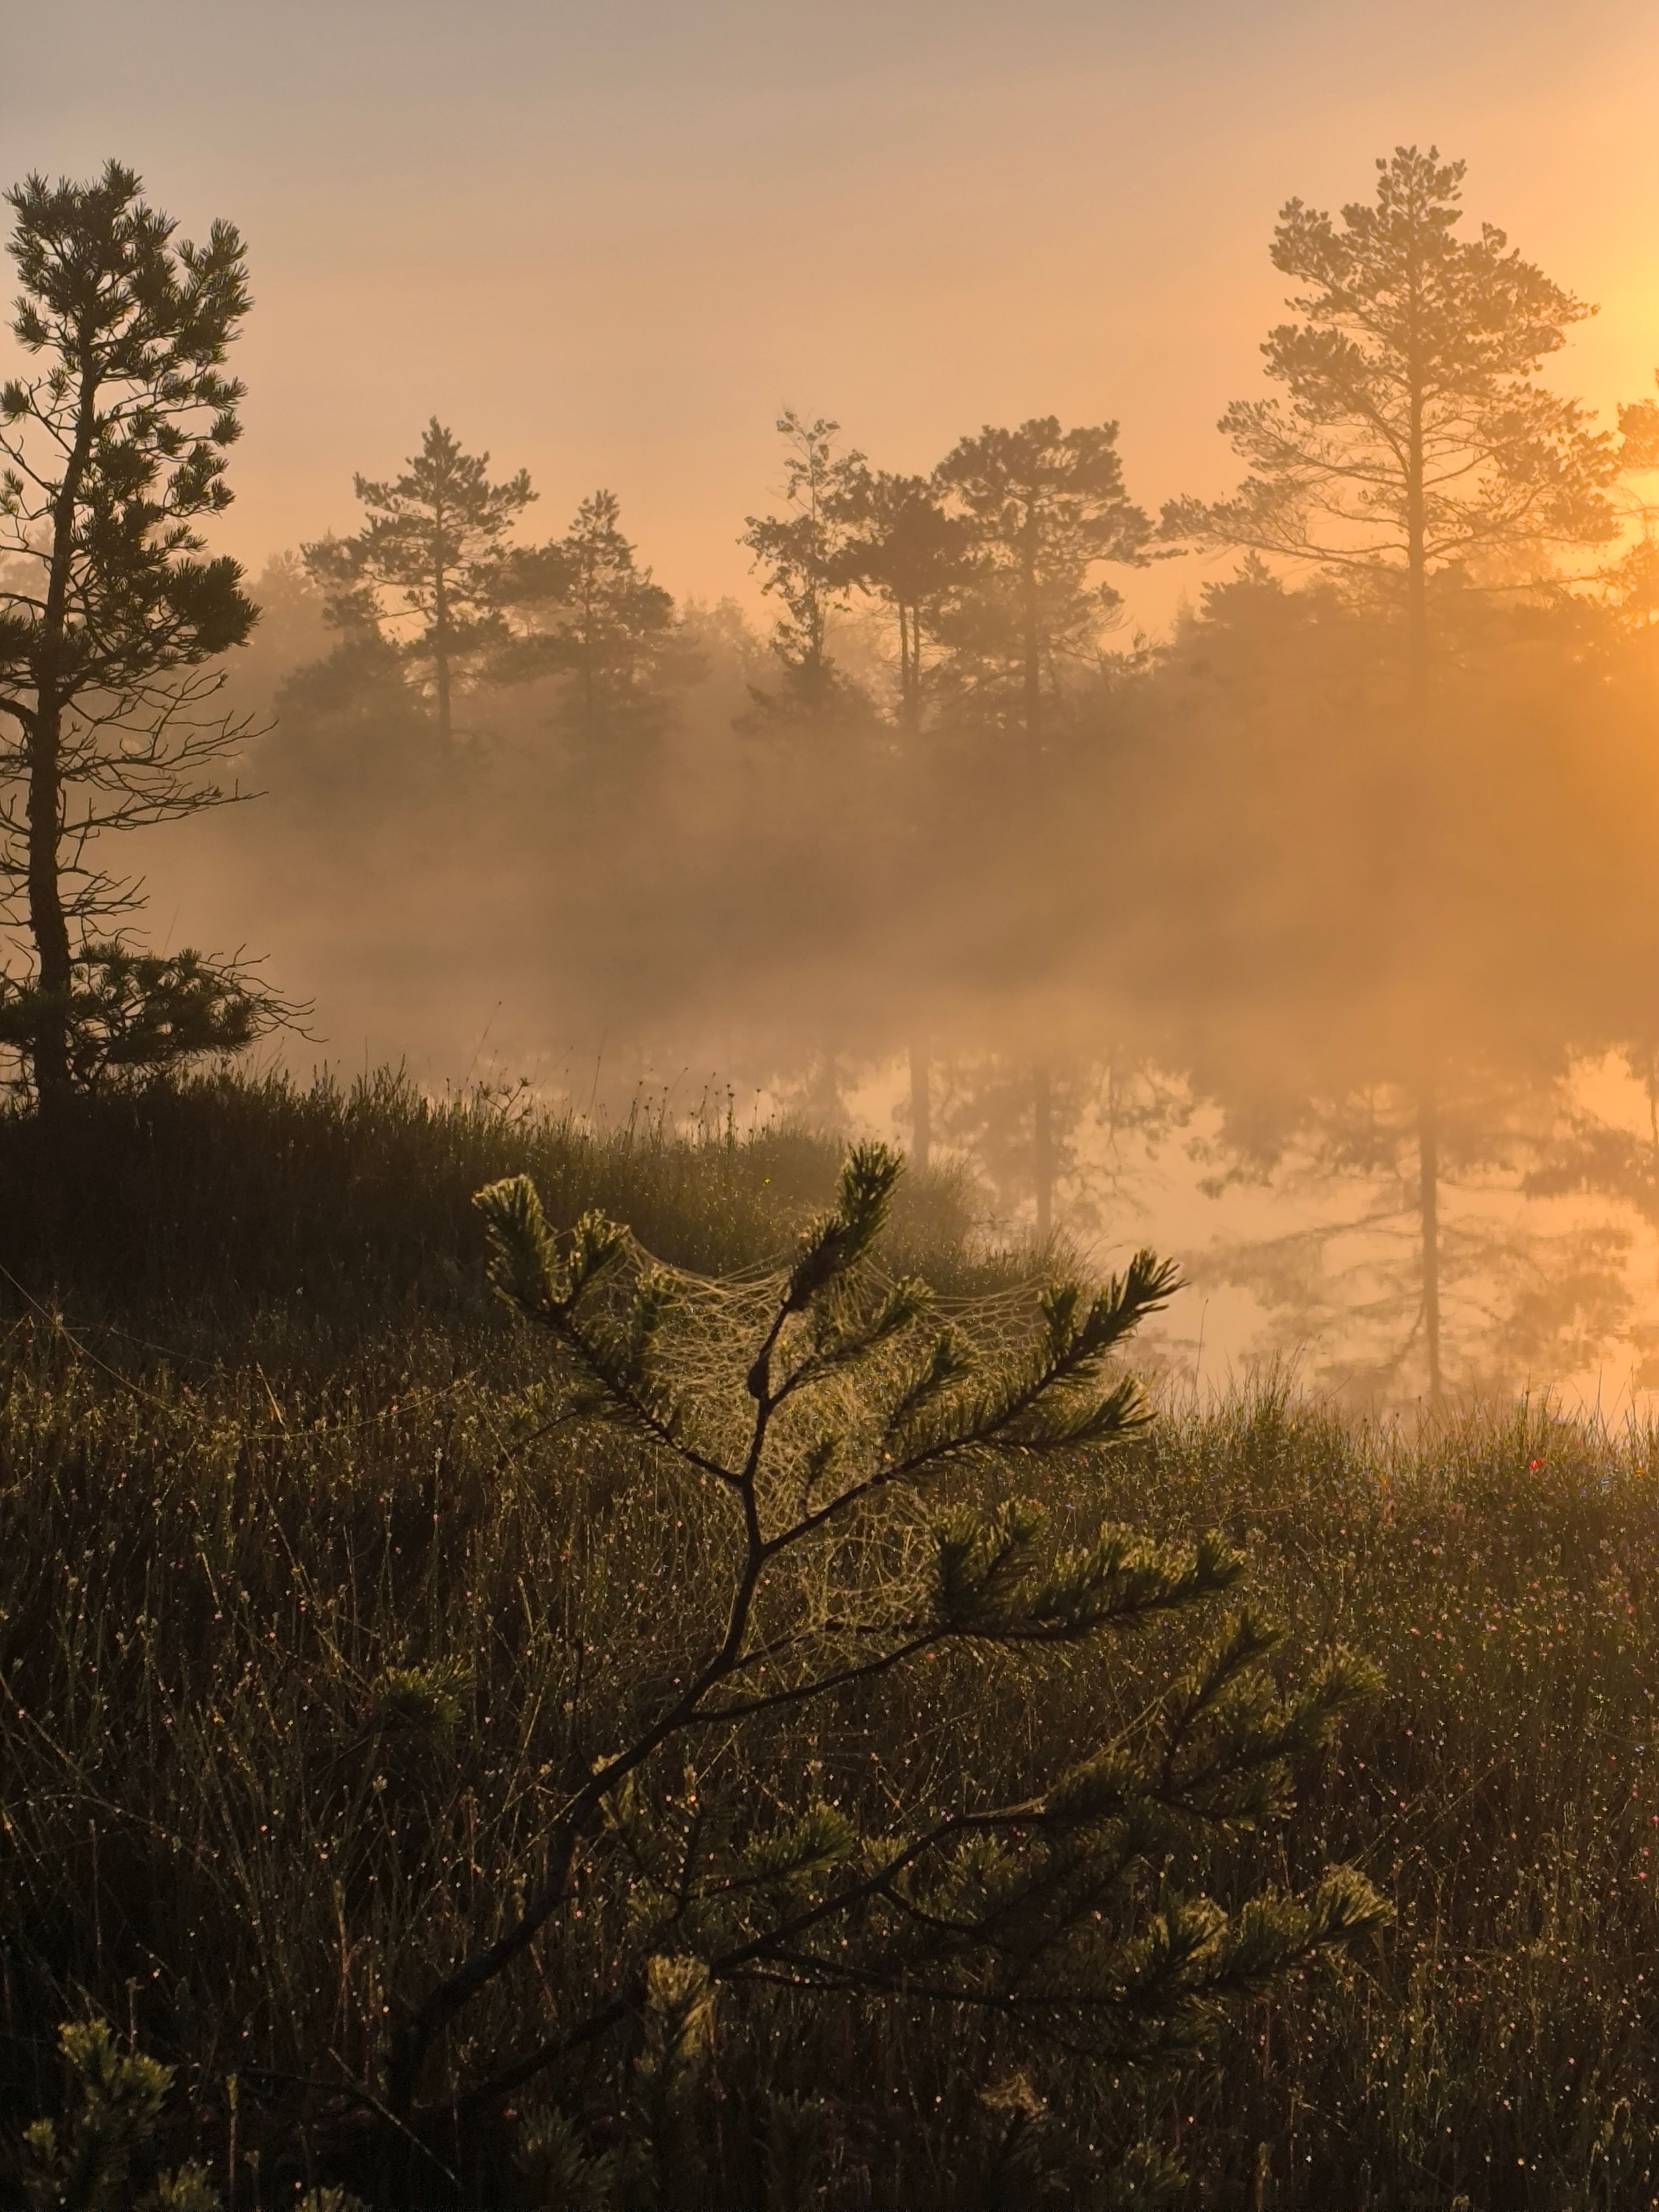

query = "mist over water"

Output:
[[155, 446, 1659, 1410], [10, 3, 1659, 1407]]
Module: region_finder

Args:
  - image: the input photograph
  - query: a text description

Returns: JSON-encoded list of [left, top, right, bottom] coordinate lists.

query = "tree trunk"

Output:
[[1023, 532, 1051, 1242], [1405, 327, 1438, 1394], [898, 603, 921, 735], [1021, 541, 1042, 763], [433, 562, 453, 745], [1417, 1084, 1443, 1402], [1033, 1063, 1054, 1243], [909, 1040, 931, 1171], [1405, 384, 1429, 719], [25, 705, 71, 1105], [28, 356, 99, 1111]]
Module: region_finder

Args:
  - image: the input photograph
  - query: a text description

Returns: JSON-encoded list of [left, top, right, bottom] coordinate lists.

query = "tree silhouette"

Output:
[[932, 419, 1154, 1236], [305, 419, 534, 744], [836, 467, 968, 734], [500, 488, 682, 757], [1168, 148, 1619, 1397], [0, 162, 281, 1105], [934, 417, 1152, 755], [740, 411, 867, 716]]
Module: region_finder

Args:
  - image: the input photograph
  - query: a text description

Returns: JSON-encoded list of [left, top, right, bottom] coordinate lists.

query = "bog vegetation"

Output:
[[0, 1076, 1656, 2208], [3, 139, 1659, 2207]]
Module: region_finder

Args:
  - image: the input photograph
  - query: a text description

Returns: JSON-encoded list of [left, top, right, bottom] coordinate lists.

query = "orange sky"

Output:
[[11, 0, 1659, 629]]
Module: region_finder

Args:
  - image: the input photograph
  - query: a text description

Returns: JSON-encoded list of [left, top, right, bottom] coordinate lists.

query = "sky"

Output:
[[8, 0, 1659, 626]]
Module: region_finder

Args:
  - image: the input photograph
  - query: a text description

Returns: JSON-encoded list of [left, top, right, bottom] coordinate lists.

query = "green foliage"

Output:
[[0, 161, 266, 1101], [758, 2094, 827, 2212], [14, 2018, 216, 2212], [369, 1136, 1382, 2203], [136, 2170, 221, 2211], [0, 943, 289, 1092], [0, 162, 255, 683], [621, 1956, 717, 2211], [364, 1656, 470, 1738], [515, 2108, 616, 2211]]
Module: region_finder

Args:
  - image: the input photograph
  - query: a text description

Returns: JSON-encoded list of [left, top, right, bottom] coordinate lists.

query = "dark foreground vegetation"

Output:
[[0, 1077, 1654, 2208]]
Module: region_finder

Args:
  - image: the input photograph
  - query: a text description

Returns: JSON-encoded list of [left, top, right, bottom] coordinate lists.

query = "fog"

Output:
[[9, 3, 1659, 1403]]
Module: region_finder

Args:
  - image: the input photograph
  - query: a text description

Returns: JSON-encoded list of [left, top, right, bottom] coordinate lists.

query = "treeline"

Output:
[[234, 147, 1659, 1400], [4, 150, 1659, 1398]]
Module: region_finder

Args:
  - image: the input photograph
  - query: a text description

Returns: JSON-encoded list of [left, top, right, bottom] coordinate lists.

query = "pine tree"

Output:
[[19, 2018, 223, 2211], [1168, 148, 1618, 1398], [835, 468, 968, 734], [0, 163, 280, 1105], [1168, 147, 1614, 657], [825, 465, 972, 1176], [304, 419, 534, 744], [930, 419, 1154, 1234], [933, 417, 1153, 757], [500, 488, 682, 756], [382, 1146, 1385, 2200], [740, 411, 867, 715]]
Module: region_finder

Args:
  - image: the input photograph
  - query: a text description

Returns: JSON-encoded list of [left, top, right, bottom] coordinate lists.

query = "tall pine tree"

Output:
[[0, 163, 276, 1105], [1168, 148, 1618, 1397]]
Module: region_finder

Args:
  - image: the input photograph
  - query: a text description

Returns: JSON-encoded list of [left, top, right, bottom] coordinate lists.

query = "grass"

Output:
[[1115, 1394, 1659, 2205], [0, 1068, 990, 1358], [2, 1073, 1657, 2206]]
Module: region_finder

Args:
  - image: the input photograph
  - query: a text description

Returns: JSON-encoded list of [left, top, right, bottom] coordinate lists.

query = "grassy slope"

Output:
[[1, 1075, 1657, 2207]]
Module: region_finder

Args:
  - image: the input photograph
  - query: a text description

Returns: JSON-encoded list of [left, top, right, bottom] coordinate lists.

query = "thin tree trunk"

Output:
[[581, 564, 598, 748], [1417, 1084, 1442, 1401], [1033, 1063, 1054, 1243], [899, 603, 923, 735], [1022, 542, 1041, 765], [1405, 388, 1429, 720], [1023, 533, 1052, 1241], [26, 706, 71, 1105], [28, 357, 99, 1109], [1405, 318, 1438, 1391], [433, 565, 453, 745], [909, 1041, 931, 1171]]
